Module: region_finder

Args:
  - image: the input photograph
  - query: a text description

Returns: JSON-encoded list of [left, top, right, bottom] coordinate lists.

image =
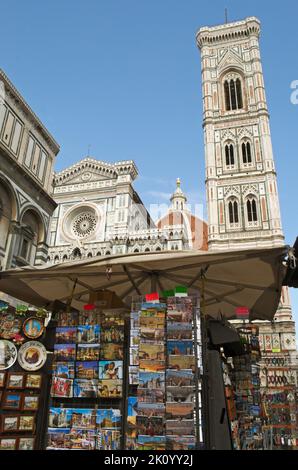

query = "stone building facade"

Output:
[[0, 69, 59, 271], [196, 17, 297, 379], [47, 160, 207, 263]]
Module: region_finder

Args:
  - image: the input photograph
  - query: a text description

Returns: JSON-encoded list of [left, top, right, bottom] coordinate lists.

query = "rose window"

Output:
[[72, 212, 97, 238]]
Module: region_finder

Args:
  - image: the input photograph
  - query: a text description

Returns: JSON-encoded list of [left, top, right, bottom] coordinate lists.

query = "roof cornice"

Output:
[[0, 68, 60, 155]]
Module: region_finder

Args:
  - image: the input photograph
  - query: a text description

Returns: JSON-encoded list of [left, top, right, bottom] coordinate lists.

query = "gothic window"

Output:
[[225, 144, 235, 167], [72, 248, 81, 259], [228, 199, 239, 224], [134, 249, 139, 253], [246, 197, 258, 222], [62, 255, 68, 262], [242, 141, 252, 164], [87, 252, 93, 258], [224, 76, 243, 111], [96, 251, 102, 256]]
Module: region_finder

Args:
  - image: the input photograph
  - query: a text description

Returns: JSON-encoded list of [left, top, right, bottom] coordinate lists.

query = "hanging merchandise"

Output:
[[46, 306, 124, 450], [0, 303, 50, 450]]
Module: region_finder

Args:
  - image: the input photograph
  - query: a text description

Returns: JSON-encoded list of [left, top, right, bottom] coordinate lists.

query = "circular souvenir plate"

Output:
[[0, 340, 18, 370], [0, 314, 21, 340], [22, 317, 45, 340], [18, 341, 47, 371]]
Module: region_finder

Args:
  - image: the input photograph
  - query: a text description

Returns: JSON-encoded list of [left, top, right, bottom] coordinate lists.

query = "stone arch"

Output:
[[0, 176, 19, 260]]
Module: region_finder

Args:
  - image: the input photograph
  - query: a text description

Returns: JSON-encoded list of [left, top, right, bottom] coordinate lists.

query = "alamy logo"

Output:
[[290, 81, 298, 104]]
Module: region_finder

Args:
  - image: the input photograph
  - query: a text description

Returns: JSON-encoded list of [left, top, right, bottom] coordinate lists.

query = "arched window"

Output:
[[224, 77, 243, 111], [134, 249, 139, 253], [225, 144, 235, 166], [228, 200, 239, 224], [247, 198, 258, 222], [105, 251, 111, 256], [145, 248, 150, 252], [87, 252, 93, 258], [242, 141, 252, 164], [156, 247, 161, 252], [72, 248, 81, 259], [54, 255, 59, 264], [63, 255, 68, 262], [96, 251, 102, 257]]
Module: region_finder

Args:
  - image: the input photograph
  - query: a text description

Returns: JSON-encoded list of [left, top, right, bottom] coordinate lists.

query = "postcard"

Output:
[[129, 366, 139, 385], [167, 323, 193, 340], [136, 403, 165, 418], [166, 310, 193, 323], [167, 340, 193, 355], [96, 409, 121, 429], [137, 388, 165, 403], [166, 369, 194, 387], [139, 327, 165, 342], [140, 317, 165, 329], [168, 355, 195, 371], [127, 397, 138, 417], [126, 437, 137, 450], [139, 343, 165, 361], [77, 325, 100, 343], [76, 344, 100, 361], [79, 310, 100, 326], [139, 372, 165, 389], [130, 347, 139, 366], [98, 361, 123, 380], [127, 416, 137, 438], [76, 361, 98, 379], [136, 416, 165, 435], [98, 380, 122, 398], [73, 379, 98, 398], [137, 435, 166, 451], [69, 428, 96, 450], [167, 386, 195, 403], [140, 307, 166, 317], [100, 315, 124, 328], [50, 376, 73, 398], [166, 402, 194, 420], [52, 362, 75, 379], [130, 312, 140, 329], [96, 430, 121, 450], [57, 311, 79, 327], [100, 343, 123, 360], [166, 436, 196, 450], [139, 360, 165, 373], [130, 329, 140, 347], [47, 428, 71, 450], [54, 344, 76, 362], [101, 326, 124, 344], [55, 327, 77, 344], [71, 409, 96, 429], [166, 419, 195, 436], [48, 408, 73, 428]]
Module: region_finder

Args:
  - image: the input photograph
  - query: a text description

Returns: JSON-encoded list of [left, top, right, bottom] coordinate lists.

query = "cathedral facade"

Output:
[[47, 158, 207, 263]]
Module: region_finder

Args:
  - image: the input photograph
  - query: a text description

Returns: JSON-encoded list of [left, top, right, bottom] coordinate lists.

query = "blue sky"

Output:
[[1, 0, 298, 323]]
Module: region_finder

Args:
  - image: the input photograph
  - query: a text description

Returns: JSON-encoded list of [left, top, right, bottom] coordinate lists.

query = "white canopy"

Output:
[[0, 246, 287, 321]]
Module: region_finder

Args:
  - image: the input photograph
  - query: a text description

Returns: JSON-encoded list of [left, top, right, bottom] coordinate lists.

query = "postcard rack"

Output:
[[126, 294, 203, 450]]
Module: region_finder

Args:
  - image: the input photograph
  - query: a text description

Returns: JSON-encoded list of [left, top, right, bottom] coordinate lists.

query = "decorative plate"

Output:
[[0, 314, 21, 340], [22, 317, 45, 340], [18, 341, 47, 371], [0, 340, 18, 370]]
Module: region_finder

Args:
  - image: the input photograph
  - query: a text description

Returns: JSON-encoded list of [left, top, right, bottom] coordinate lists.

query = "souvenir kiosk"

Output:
[[0, 247, 289, 450]]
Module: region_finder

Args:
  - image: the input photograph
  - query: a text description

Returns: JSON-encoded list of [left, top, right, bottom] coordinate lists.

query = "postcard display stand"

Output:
[[0, 303, 50, 451], [126, 296, 203, 450], [46, 308, 124, 450], [222, 326, 264, 450]]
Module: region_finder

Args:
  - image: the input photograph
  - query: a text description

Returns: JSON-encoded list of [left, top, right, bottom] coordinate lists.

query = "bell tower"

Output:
[[196, 17, 284, 251]]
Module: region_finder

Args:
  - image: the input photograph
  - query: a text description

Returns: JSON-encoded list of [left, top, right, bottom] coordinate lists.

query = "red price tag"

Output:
[[145, 292, 159, 303], [236, 307, 250, 319]]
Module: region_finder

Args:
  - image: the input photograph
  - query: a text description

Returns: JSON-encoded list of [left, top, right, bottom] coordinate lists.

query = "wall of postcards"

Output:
[[126, 296, 202, 450], [223, 326, 264, 450], [0, 302, 50, 451], [46, 307, 125, 450]]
